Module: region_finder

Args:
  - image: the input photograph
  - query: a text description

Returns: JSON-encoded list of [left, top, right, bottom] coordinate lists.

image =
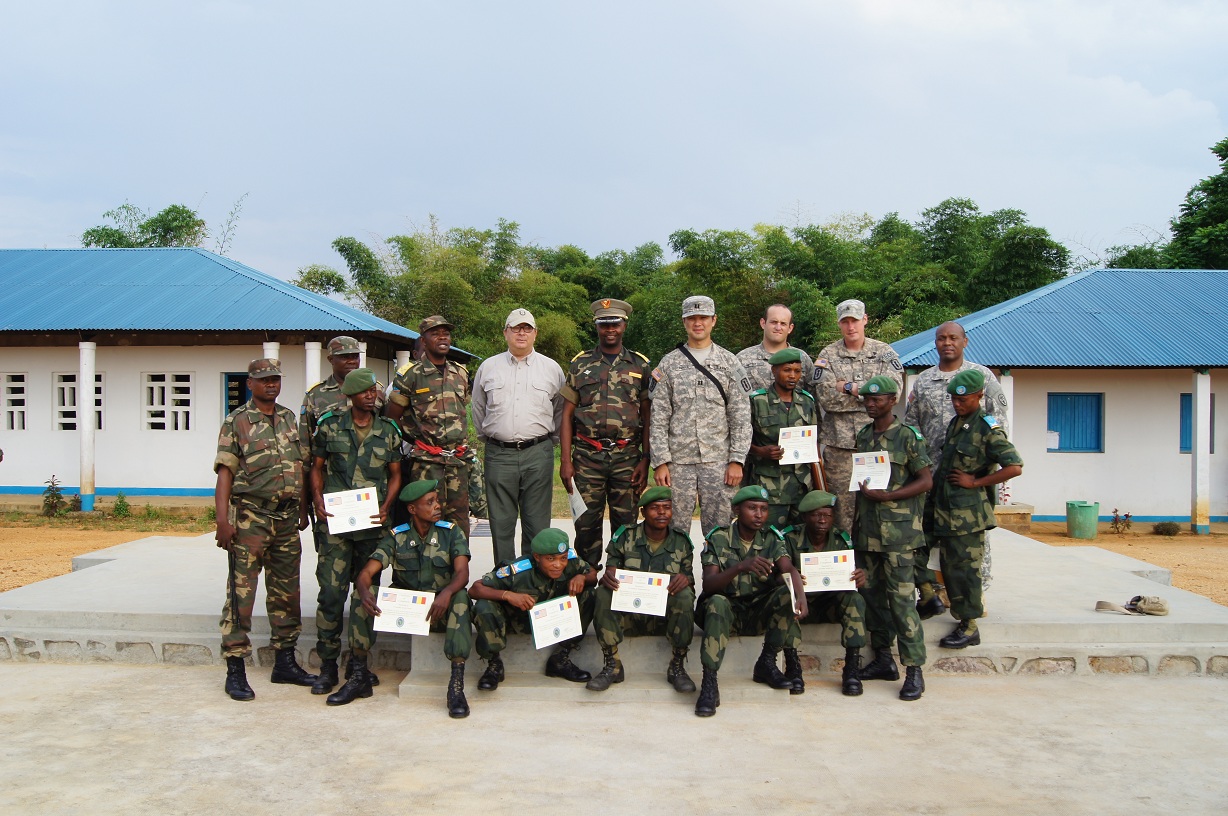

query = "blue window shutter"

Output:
[[1047, 393, 1103, 452], [1181, 393, 1216, 454]]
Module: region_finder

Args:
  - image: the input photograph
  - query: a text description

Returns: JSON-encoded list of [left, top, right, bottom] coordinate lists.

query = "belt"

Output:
[[575, 433, 637, 452], [414, 439, 469, 458], [487, 434, 551, 450], [234, 495, 299, 514]]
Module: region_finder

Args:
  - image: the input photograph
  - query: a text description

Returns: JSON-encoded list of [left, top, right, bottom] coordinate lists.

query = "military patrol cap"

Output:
[[530, 528, 570, 555], [836, 299, 866, 321], [341, 367, 377, 395], [947, 368, 986, 395], [768, 348, 802, 366], [592, 298, 632, 323], [247, 358, 281, 379], [862, 375, 898, 395], [638, 486, 672, 507], [327, 336, 361, 356], [732, 485, 770, 505], [681, 295, 716, 317], [505, 308, 536, 328], [418, 315, 453, 334], [399, 479, 439, 503], [797, 490, 838, 513]]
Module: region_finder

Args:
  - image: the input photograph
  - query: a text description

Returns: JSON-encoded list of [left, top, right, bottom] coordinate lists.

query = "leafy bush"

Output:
[[42, 475, 66, 517], [112, 492, 131, 518], [1110, 508, 1133, 535], [1152, 521, 1181, 537]]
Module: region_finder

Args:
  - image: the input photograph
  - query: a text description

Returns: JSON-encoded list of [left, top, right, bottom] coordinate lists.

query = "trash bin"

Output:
[[1066, 501, 1099, 540]]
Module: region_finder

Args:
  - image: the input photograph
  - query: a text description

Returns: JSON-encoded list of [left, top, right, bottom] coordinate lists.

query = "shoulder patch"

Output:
[[815, 358, 828, 368], [907, 425, 923, 440], [495, 566, 511, 578], [391, 523, 411, 534], [634, 351, 650, 363], [983, 415, 1001, 429], [509, 557, 533, 574], [996, 394, 1008, 408], [434, 520, 455, 529], [890, 357, 903, 371], [651, 367, 662, 381]]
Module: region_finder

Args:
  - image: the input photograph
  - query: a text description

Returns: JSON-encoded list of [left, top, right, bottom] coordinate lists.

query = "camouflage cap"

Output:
[[836, 299, 866, 321], [247, 358, 282, 379], [505, 308, 536, 328], [947, 368, 986, 396], [418, 315, 454, 334], [530, 528, 570, 555], [768, 348, 802, 366], [399, 479, 439, 503], [681, 295, 716, 318], [592, 298, 632, 323], [637, 486, 672, 507], [341, 367, 377, 395], [732, 485, 770, 505], [327, 336, 362, 356], [862, 375, 898, 396], [797, 490, 838, 513]]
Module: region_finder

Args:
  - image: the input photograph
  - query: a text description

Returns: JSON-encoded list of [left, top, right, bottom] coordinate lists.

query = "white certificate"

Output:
[[784, 572, 802, 616], [568, 487, 588, 521], [609, 570, 669, 617], [372, 587, 433, 635], [848, 451, 890, 490], [800, 551, 856, 592], [778, 425, 820, 465], [323, 488, 381, 535], [530, 595, 584, 649]]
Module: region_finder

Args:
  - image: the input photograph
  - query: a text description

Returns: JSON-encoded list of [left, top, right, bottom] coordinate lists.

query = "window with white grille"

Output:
[[144, 372, 192, 430], [3, 373, 26, 430], [54, 373, 104, 431]]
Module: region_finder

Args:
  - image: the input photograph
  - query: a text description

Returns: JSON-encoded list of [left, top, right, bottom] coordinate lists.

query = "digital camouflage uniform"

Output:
[[853, 419, 931, 667], [926, 409, 1022, 622], [748, 385, 819, 531], [696, 525, 799, 671], [813, 338, 904, 533], [349, 519, 473, 660], [215, 401, 309, 659], [474, 552, 594, 658], [312, 410, 402, 662], [736, 343, 815, 393], [649, 344, 752, 537], [593, 523, 695, 650], [782, 526, 867, 649]]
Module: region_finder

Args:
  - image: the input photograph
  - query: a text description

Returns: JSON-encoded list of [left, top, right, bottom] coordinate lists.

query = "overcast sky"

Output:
[[2, 1, 1224, 280]]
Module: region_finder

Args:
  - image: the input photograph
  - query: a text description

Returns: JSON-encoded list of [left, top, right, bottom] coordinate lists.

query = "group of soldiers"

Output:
[[213, 294, 1022, 718]]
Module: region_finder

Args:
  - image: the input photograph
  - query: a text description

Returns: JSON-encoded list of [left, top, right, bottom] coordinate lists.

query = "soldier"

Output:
[[559, 298, 652, 567], [385, 315, 475, 537], [649, 295, 753, 539], [213, 358, 317, 701], [468, 528, 597, 690], [350, 479, 474, 717], [588, 486, 697, 693], [309, 367, 403, 703], [736, 303, 815, 392], [694, 485, 807, 717], [747, 348, 823, 531], [928, 369, 1023, 649], [780, 489, 867, 697], [814, 299, 904, 533], [852, 376, 931, 701]]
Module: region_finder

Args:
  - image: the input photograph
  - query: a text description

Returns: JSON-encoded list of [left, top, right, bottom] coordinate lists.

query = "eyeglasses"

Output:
[[506, 325, 536, 334]]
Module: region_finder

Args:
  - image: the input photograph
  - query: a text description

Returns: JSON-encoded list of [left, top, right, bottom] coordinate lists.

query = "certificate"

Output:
[[530, 595, 584, 649], [848, 451, 890, 490], [800, 551, 856, 592], [783, 572, 802, 616], [568, 488, 588, 521], [372, 587, 433, 635], [609, 569, 669, 617], [323, 488, 381, 535], [778, 425, 819, 465]]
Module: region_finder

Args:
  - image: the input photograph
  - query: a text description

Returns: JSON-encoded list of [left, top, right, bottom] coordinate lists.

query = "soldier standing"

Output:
[[747, 348, 822, 531], [736, 303, 815, 392], [213, 358, 317, 701], [559, 298, 652, 567], [649, 295, 753, 539]]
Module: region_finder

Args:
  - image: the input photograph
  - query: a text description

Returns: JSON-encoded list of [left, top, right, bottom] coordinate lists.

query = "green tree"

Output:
[[82, 203, 208, 248], [1167, 136, 1228, 269], [966, 225, 1069, 311]]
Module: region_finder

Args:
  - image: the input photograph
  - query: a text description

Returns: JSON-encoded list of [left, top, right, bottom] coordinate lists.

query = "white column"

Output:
[[395, 350, 411, 371], [262, 341, 280, 361], [998, 368, 1015, 505], [304, 341, 322, 388], [358, 341, 368, 368], [79, 341, 96, 512], [1192, 368, 1212, 534]]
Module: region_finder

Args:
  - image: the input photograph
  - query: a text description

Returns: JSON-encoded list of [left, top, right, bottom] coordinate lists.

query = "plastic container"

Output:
[[1066, 501, 1100, 540]]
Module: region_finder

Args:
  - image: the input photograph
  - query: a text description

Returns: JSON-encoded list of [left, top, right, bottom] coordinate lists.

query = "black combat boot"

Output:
[[585, 645, 624, 691], [447, 661, 470, 719], [545, 642, 591, 683], [225, 656, 254, 701], [899, 665, 925, 701], [270, 647, 317, 686], [939, 620, 981, 649], [782, 648, 805, 695], [858, 647, 900, 681], [752, 645, 794, 690], [311, 658, 339, 695], [916, 594, 946, 620], [841, 648, 864, 696], [666, 648, 696, 693], [345, 655, 380, 686], [477, 655, 504, 691], [695, 667, 720, 717], [327, 655, 373, 706]]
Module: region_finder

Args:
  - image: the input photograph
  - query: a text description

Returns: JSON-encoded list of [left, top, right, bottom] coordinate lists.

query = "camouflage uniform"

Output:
[[312, 411, 402, 662], [696, 525, 799, 671], [926, 409, 1022, 622], [736, 343, 815, 393], [748, 386, 819, 530], [649, 344, 752, 537], [593, 523, 695, 650], [813, 338, 904, 532], [215, 400, 309, 659], [349, 519, 473, 660], [473, 553, 594, 659], [561, 346, 651, 566], [388, 357, 473, 536], [853, 419, 931, 667], [782, 526, 867, 649]]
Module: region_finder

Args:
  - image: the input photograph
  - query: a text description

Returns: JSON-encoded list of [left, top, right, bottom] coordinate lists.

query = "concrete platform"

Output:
[[1061, 545, 1173, 585]]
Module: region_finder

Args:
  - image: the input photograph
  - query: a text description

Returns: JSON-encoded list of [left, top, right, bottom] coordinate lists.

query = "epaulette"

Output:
[[307, 381, 325, 391], [906, 424, 923, 440], [495, 556, 534, 579], [611, 524, 629, 541], [796, 388, 814, 400], [391, 523, 411, 534], [434, 520, 455, 529], [570, 350, 586, 362], [380, 416, 402, 434], [769, 524, 787, 540], [983, 415, 1001, 430], [836, 530, 852, 548], [704, 524, 728, 542], [633, 350, 650, 364], [749, 388, 768, 397], [318, 410, 337, 424], [567, 547, 579, 560]]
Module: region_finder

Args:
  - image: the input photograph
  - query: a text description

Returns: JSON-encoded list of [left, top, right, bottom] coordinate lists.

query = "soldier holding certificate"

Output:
[[747, 348, 822, 531]]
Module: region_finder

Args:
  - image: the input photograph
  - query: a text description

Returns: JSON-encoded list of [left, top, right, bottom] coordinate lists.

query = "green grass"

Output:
[[3, 509, 214, 534]]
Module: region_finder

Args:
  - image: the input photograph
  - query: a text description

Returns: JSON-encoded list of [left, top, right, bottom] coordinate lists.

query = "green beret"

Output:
[[862, 375, 899, 396], [530, 528, 570, 555], [732, 485, 770, 505], [341, 367, 377, 395], [638, 486, 672, 507], [768, 348, 802, 366], [947, 368, 986, 396], [399, 479, 438, 503], [797, 490, 837, 513]]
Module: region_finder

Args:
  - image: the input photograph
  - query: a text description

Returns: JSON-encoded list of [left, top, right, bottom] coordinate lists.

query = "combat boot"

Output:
[[477, 655, 504, 691], [858, 647, 899, 681], [841, 648, 863, 696], [311, 658, 339, 695], [545, 642, 591, 683], [327, 656, 373, 706], [916, 595, 946, 620], [270, 647, 317, 686], [585, 645, 624, 691], [447, 661, 470, 719], [695, 667, 720, 717], [666, 648, 696, 693], [939, 620, 981, 649], [782, 648, 805, 695], [752, 645, 794, 690], [345, 655, 380, 687], [899, 665, 925, 701], [224, 656, 254, 702]]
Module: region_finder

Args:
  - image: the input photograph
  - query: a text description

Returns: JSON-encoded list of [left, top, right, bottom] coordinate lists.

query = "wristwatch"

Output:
[[843, 381, 854, 394]]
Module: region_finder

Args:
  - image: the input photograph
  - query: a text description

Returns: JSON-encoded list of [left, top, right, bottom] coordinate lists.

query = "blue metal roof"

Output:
[[893, 268, 1228, 368]]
